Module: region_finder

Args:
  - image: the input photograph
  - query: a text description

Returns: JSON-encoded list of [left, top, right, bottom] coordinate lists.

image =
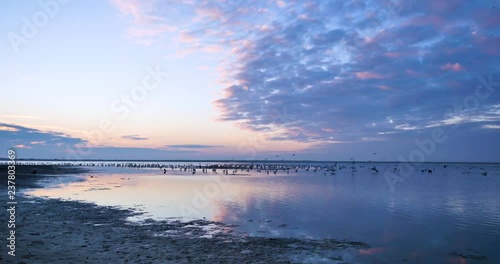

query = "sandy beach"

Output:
[[0, 165, 369, 263]]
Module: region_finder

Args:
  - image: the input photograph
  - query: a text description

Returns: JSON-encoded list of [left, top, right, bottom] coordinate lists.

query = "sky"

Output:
[[1, 0, 499, 162]]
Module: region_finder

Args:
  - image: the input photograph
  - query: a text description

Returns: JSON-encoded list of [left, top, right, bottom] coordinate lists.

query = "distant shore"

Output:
[[0, 165, 369, 263], [1, 159, 499, 165]]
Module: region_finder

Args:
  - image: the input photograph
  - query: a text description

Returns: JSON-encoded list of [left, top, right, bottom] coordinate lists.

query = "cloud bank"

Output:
[[111, 0, 500, 144]]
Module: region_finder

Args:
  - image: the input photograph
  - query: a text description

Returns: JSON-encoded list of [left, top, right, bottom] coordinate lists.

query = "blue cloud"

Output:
[[0, 122, 85, 148], [211, 0, 500, 145], [0, 123, 208, 160], [122, 135, 148, 141]]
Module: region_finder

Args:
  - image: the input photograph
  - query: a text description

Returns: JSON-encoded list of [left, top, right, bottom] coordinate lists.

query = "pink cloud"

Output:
[[111, 0, 142, 20], [14, 144, 31, 149], [202, 45, 225, 53], [384, 52, 401, 58], [195, 6, 224, 21], [375, 85, 393, 91], [441, 63, 463, 71], [111, 0, 174, 45], [111, 0, 164, 24], [179, 31, 198, 43], [405, 69, 420, 77], [356, 72, 385, 79]]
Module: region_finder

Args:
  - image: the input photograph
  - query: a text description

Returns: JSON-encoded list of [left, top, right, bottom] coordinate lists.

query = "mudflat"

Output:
[[0, 165, 368, 263]]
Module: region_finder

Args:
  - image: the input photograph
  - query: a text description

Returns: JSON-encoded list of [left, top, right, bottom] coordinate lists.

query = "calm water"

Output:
[[26, 162, 500, 263]]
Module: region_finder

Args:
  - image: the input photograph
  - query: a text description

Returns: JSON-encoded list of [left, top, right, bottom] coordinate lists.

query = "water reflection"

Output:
[[28, 162, 500, 262]]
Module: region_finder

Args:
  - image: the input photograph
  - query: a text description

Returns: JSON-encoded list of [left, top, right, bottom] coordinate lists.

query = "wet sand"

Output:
[[0, 165, 91, 188], [0, 165, 369, 263]]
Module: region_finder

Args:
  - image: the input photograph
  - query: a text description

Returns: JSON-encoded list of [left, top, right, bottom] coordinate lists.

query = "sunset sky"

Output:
[[1, 0, 499, 161]]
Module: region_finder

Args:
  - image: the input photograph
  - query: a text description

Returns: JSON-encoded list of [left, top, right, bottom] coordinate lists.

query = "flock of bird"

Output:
[[7, 161, 493, 176]]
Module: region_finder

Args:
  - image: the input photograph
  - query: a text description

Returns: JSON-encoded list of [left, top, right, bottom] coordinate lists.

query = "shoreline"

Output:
[[2, 160, 500, 166], [1, 165, 369, 263]]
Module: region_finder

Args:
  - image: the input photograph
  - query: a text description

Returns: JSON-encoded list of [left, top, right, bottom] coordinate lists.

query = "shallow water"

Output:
[[27, 161, 500, 263]]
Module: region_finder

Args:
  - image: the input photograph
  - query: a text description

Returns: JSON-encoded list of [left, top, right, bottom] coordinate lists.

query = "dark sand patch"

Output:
[[1, 197, 369, 263], [0, 165, 91, 189]]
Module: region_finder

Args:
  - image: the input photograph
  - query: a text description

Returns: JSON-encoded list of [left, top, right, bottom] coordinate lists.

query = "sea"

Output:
[[16, 160, 500, 263]]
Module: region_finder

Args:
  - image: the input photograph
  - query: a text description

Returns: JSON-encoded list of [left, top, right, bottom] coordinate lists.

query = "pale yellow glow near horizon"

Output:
[[2, 112, 313, 155]]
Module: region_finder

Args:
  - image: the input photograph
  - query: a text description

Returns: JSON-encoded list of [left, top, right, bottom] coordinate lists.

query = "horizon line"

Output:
[[1, 158, 499, 165]]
